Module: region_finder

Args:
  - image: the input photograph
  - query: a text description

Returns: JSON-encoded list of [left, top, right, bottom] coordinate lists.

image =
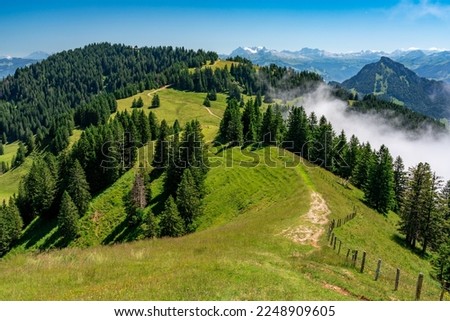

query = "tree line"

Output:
[[0, 43, 217, 153], [218, 98, 450, 284]]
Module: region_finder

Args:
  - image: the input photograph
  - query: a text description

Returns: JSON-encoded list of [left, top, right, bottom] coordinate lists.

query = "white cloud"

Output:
[[299, 85, 450, 181], [390, 0, 450, 20]]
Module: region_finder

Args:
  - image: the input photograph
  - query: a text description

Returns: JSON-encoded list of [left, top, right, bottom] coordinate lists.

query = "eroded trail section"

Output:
[[281, 192, 330, 248]]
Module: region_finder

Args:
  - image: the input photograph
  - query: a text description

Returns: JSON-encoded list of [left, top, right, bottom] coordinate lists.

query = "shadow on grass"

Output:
[[390, 233, 431, 259], [15, 217, 58, 250]]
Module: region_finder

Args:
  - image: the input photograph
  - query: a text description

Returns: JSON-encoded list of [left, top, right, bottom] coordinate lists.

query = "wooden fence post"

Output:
[[333, 236, 337, 250], [346, 249, 351, 260], [360, 251, 367, 273], [353, 250, 358, 267], [338, 240, 342, 255], [394, 268, 400, 291], [415, 272, 424, 301], [330, 233, 334, 246], [374, 259, 382, 281]]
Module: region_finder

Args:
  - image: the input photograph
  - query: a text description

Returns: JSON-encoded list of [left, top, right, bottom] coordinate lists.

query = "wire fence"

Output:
[[326, 215, 449, 301]]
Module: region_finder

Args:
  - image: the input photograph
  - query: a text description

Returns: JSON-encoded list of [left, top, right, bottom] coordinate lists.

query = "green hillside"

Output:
[[0, 144, 445, 300], [0, 88, 446, 301], [0, 142, 32, 202]]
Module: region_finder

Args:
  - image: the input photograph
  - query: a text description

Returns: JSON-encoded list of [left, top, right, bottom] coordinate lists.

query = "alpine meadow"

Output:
[[0, 41, 449, 303]]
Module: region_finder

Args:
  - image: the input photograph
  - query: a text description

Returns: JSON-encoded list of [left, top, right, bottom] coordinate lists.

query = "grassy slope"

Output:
[[0, 89, 445, 301], [0, 147, 444, 300], [114, 88, 227, 142], [0, 130, 84, 203], [0, 150, 33, 203]]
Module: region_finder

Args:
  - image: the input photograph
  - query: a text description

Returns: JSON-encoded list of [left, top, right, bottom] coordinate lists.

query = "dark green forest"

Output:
[[0, 43, 449, 286]]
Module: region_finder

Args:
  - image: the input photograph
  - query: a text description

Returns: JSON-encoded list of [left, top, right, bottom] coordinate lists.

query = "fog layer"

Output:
[[299, 85, 450, 180]]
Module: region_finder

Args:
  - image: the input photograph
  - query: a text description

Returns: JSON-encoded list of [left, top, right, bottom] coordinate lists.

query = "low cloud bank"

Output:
[[299, 85, 450, 180]]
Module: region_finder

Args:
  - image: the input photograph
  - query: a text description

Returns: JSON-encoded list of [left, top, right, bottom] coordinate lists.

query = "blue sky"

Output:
[[1, 0, 450, 56]]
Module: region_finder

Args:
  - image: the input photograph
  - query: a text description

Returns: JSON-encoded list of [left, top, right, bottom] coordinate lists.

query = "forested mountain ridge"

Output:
[[227, 46, 450, 83], [0, 43, 217, 147], [341, 57, 450, 119]]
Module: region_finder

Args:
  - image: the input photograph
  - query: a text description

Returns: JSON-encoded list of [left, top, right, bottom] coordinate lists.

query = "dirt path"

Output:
[[147, 84, 171, 97], [280, 192, 330, 248], [204, 106, 222, 119]]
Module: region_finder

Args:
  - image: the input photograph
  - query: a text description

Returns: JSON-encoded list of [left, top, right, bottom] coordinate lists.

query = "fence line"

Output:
[[326, 213, 447, 301]]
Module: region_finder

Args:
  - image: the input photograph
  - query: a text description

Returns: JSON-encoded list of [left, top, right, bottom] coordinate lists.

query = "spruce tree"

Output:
[[143, 210, 158, 238], [159, 196, 185, 237], [242, 99, 262, 143], [285, 106, 310, 155], [393, 156, 407, 212], [136, 96, 144, 108], [173, 119, 181, 135], [176, 169, 202, 231], [364, 145, 395, 214], [66, 160, 91, 216], [13, 142, 27, 168], [219, 99, 243, 145], [1, 133, 6, 145], [0, 200, 23, 256], [261, 105, 274, 144], [351, 142, 374, 189], [151, 94, 160, 108], [398, 162, 439, 249], [148, 111, 159, 139], [58, 191, 79, 240], [203, 96, 211, 107], [138, 110, 151, 144], [0, 142, 4, 155], [152, 119, 170, 169], [343, 135, 360, 179], [333, 130, 348, 176], [23, 157, 57, 218]]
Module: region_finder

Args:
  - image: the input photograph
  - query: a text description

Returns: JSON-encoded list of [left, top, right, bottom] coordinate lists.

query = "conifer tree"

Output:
[[261, 105, 275, 144], [285, 106, 310, 155], [398, 162, 442, 250], [66, 160, 91, 216], [176, 169, 202, 231], [364, 145, 395, 214], [138, 110, 151, 144], [1, 133, 6, 145], [151, 94, 160, 108], [136, 96, 144, 108], [173, 119, 181, 135], [13, 142, 27, 168], [159, 196, 185, 237], [342, 135, 360, 179], [0, 142, 4, 155], [333, 130, 348, 176], [0, 199, 23, 256], [143, 210, 158, 238], [58, 191, 79, 240], [351, 142, 374, 189], [207, 89, 217, 101], [152, 119, 170, 169], [22, 157, 57, 219], [393, 156, 407, 212], [203, 96, 211, 107], [242, 99, 258, 142], [148, 111, 159, 139], [219, 99, 243, 145]]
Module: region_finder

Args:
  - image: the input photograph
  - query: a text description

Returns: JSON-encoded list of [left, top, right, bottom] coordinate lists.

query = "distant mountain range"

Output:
[[341, 57, 450, 119], [226, 46, 450, 83], [0, 51, 49, 79]]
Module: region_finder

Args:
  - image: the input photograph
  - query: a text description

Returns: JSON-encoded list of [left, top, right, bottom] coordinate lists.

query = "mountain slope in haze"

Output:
[[341, 57, 450, 119], [0, 57, 37, 79], [227, 46, 450, 83], [0, 52, 49, 79]]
